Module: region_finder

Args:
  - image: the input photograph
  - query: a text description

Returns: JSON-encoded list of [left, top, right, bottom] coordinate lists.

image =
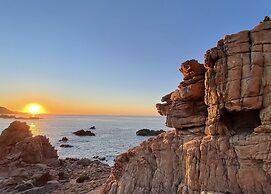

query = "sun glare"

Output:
[[23, 103, 46, 115]]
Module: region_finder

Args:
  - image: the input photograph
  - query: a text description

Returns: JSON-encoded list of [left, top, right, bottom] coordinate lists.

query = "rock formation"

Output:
[[0, 121, 58, 163], [156, 59, 207, 130], [73, 129, 95, 136], [103, 18, 271, 194]]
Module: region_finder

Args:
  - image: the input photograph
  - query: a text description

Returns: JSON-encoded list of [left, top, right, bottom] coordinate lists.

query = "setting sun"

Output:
[[22, 103, 46, 115]]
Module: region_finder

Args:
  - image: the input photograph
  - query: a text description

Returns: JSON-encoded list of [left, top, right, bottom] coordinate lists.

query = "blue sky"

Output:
[[0, 0, 270, 115]]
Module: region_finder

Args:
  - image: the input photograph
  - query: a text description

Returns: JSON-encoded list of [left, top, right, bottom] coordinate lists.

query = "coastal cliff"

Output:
[[103, 18, 271, 194]]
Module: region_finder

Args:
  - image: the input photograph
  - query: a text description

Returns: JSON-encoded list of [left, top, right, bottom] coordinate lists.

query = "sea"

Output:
[[0, 115, 169, 166]]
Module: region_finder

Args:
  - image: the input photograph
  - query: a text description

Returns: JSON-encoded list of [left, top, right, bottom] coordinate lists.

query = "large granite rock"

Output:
[[103, 18, 271, 194], [0, 121, 58, 164], [156, 60, 207, 130], [103, 131, 271, 194], [204, 19, 271, 135]]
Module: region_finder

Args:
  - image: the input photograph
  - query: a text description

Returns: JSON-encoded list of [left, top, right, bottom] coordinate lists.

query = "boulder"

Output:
[[0, 121, 58, 164], [33, 172, 53, 186], [76, 175, 90, 183], [0, 121, 31, 147]]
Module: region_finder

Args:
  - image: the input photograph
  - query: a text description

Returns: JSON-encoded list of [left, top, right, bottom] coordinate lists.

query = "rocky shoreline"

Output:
[[0, 121, 111, 194], [2, 18, 271, 194]]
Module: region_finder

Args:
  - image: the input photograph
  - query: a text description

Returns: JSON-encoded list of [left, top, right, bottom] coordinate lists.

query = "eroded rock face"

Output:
[[103, 19, 271, 194], [103, 131, 271, 194], [204, 20, 271, 135], [156, 60, 207, 130]]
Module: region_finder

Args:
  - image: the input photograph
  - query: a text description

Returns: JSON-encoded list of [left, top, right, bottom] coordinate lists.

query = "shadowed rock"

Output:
[[60, 144, 73, 148], [59, 137, 68, 142], [136, 129, 165, 136], [72, 129, 95, 136]]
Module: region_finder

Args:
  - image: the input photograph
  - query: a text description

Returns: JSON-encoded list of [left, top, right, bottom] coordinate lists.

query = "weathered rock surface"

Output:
[[136, 129, 165, 136], [204, 19, 271, 135], [0, 121, 58, 163], [103, 130, 271, 194], [156, 59, 207, 130], [103, 19, 271, 194]]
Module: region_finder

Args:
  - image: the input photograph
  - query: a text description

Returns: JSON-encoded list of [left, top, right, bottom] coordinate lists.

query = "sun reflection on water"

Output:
[[29, 123, 40, 136]]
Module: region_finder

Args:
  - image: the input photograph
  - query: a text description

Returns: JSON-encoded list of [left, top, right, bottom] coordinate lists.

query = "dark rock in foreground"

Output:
[[72, 129, 95, 136], [89, 126, 96, 129], [76, 175, 90, 183], [136, 128, 165, 136]]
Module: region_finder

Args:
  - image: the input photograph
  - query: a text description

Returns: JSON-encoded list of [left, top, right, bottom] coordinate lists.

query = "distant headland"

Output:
[[0, 106, 42, 120], [0, 114, 42, 120], [0, 106, 19, 114]]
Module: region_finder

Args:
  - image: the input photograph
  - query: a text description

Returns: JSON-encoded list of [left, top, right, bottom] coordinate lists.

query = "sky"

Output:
[[0, 0, 270, 115]]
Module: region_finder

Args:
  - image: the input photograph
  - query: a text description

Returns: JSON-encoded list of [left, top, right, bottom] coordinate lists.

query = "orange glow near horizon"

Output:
[[3, 96, 159, 116], [22, 103, 47, 115], [14, 102, 158, 116]]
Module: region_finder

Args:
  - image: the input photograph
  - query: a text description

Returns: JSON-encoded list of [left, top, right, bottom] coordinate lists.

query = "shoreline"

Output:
[[0, 121, 111, 194]]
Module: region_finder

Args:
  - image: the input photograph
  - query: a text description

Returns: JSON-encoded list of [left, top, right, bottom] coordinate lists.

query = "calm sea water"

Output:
[[0, 115, 168, 165]]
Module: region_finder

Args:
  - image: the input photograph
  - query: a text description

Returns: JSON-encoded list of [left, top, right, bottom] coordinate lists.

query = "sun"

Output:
[[23, 103, 46, 115]]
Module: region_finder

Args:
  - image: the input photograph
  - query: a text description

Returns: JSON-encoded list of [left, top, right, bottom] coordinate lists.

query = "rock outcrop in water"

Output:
[[103, 18, 271, 194], [136, 129, 165, 136], [73, 129, 95, 136]]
